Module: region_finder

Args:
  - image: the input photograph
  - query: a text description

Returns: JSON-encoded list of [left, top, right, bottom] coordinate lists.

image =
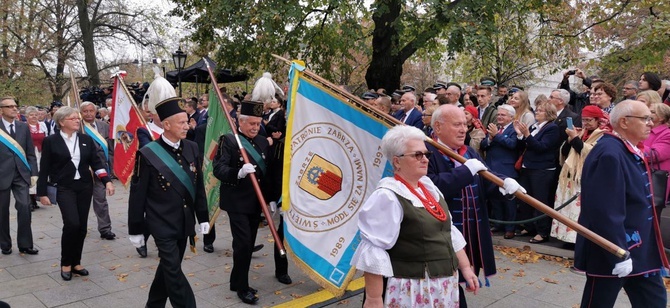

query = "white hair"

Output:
[[552, 89, 570, 105], [80, 101, 97, 111], [497, 104, 516, 117], [609, 99, 638, 129], [380, 125, 426, 163]]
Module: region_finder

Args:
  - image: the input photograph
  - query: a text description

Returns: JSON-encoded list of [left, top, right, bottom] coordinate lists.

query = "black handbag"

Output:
[[649, 149, 669, 208]]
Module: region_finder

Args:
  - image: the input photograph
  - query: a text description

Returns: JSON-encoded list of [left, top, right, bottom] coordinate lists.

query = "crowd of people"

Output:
[[2, 68, 670, 307]]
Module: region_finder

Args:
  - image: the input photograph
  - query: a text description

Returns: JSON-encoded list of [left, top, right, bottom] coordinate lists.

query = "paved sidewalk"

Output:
[[0, 183, 652, 307]]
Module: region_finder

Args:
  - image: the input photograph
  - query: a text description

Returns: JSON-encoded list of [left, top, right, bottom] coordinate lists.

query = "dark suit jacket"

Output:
[[554, 108, 581, 144], [186, 111, 201, 141], [128, 138, 208, 239], [480, 124, 518, 178], [37, 133, 110, 196], [393, 108, 424, 130], [0, 121, 38, 189], [213, 133, 271, 214], [265, 109, 286, 135], [519, 123, 561, 170]]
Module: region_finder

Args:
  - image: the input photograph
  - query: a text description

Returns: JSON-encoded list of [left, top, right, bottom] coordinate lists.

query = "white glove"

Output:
[[463, 159, 487, 176], [237, 163, 256, 179], [499, 178, 527, 195], [31, 176, 38, 187], [612, 258, 633, 278], [200, 222, 210, 235], [269, 201, 277, 213], [129, 235, 145, 248]]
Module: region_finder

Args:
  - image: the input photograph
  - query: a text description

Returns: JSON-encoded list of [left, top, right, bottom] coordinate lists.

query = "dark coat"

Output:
[[127, 138, 208, 239], [265, 109, 286, 135], [480, 124, 519, 178], [37, 133, 110, 195], [0, 121, 38, 189], [425, 143, 498, 279], [519, 123, 561, 170], [575, 134, 669, 276], [393, 108, 424, 130], [479, 104, 498, 129], [213, 133, 271, 214]]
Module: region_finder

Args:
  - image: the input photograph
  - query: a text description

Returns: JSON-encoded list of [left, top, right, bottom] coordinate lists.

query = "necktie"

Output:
[[400, 113, 406, 123], [497, 125, 504, 135], [9, 123, 15, 138]]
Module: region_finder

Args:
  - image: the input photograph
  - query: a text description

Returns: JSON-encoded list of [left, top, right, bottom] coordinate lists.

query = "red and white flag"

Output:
[[109, 72, 145, 186]]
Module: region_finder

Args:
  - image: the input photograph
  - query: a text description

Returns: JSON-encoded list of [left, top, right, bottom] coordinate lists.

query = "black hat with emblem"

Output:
[[240, 100, 264, 117], [361, 91, 379, 100], [155, 97, 187, 121]]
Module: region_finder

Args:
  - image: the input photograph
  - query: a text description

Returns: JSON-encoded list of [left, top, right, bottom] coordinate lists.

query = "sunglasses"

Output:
[[397, 151, 432, 160]]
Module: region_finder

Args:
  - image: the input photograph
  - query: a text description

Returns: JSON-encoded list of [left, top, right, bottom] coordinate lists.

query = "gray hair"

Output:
[[25, 106, 38, 115], [497, 104, 516, 117], [98, 107, 109, 113], [52, 106, 79, 128], [80, 101, 97, 111], [380, 125, 426, 165], [609, 100, 639, 129], [552, 89, 570, 105], [624, 80, 639, 90]]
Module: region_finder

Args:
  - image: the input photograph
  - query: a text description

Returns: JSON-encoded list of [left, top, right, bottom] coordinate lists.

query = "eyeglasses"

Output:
[[625, 115, 652, 124], [0, 105, 18, 109], [623, 87, 636, 90], [397, 151, 432, 161], [64, 117, 81, 121], [422, 113, 432, 117]]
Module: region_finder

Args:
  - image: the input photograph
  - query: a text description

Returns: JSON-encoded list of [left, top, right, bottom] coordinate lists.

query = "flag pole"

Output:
[[67, 64, 84, 134], [271, 53, 629, 261], [115, 74, 154, 138], [203, 59, 286, 257]]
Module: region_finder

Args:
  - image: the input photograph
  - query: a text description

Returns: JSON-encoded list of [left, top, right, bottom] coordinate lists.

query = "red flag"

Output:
[[109, 74, 144, 186]]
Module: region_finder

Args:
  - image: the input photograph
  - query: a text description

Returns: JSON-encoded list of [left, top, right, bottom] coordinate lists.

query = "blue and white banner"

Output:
[[283, 62, 393, 296]]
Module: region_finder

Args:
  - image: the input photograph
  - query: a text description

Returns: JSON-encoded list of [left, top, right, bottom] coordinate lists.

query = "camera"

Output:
[[567, 70, 576, 75]]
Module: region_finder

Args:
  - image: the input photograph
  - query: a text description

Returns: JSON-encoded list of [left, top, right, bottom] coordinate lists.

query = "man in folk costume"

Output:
[[80, 101, 116, 240], [127, 97, 210, 308], [426, 104, 525, 307], [575, 100, 670, 307]]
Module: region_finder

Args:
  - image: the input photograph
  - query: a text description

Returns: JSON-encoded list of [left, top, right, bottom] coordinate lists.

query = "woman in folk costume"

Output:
[[550, 105, 609, 244], [351, 125, 479, 308]]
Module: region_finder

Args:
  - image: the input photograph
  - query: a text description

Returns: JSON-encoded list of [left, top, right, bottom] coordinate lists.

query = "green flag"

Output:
[[203, 88, 232, 221]]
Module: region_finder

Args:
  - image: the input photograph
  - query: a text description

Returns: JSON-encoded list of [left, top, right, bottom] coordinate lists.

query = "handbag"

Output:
[[515, 150, 526, 171], [649, 149, 669, 208]]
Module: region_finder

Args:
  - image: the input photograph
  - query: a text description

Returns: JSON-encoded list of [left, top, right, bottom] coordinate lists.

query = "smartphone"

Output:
[[568, 70, 576, 75], [566, 117, 574, 130]]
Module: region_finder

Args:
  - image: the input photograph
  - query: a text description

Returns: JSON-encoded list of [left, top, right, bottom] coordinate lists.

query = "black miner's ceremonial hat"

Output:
[[155, 97, 187, 121], [240, 100, 264, 117]]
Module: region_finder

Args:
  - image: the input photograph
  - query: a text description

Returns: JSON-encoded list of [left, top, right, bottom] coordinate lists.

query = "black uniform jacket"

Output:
[[213, 133, 271, 214], [128, 137, 208, 239]]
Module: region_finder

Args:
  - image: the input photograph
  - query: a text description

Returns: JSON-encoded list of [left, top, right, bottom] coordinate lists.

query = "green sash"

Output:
[[0, 127, 31, 171], [142, 142, 195, 201], [239, 136, 266, 174]]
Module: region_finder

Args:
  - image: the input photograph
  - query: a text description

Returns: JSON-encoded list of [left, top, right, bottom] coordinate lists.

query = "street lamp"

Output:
[[172, 47, 187, 97]]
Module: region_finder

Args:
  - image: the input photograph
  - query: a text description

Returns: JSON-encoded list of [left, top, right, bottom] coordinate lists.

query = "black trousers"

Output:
[[0, 170, 33, 251], [517, 168, 556, 237], [581, 274, 666, 308], [203, 224, 216, 245], [228, 212, 261, 291], [56, 181, 93, 267], [146, 237, 195, 308], [274, 215, 288, 276]]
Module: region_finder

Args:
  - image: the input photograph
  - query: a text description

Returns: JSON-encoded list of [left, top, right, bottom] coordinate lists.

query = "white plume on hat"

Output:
[[251, 72, 284, 103], [143, 67, 176, 114]]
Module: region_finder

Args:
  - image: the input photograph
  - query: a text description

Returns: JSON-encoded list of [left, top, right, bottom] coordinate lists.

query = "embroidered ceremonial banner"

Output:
[[283, 62, 393, 296], [202, 88, 232, 222], [109, 74, 144, 186]]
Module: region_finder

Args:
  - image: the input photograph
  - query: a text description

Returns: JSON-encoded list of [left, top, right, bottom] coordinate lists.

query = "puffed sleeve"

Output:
[[350, 188, 403, 277], [451, 218, 466, 252]]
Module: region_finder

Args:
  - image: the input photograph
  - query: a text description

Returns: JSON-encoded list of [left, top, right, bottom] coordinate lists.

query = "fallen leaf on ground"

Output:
[[513, 270, 525, 277], [274, 291, 282, 295], [290, 293, 303, 299], [117, 273, 129, 282], [109, 264, 122, 271], [542, 278, 558, 284]]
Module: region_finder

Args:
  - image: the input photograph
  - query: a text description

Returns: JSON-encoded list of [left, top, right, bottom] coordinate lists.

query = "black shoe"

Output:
[[1, 248, 11, 255], [252, 244, 264, 253], [136, 245, 147, 258], [203, 244, 214, 253], [100, 232, 116, 240], [19, 247, 39, 255], [529, 235, 549, 244], [72, 267, 89, 276], [237, 289, 259, 304], [230, 286, 258, 294], [276, 274, 292, 285], [61, 270, 72, 281]]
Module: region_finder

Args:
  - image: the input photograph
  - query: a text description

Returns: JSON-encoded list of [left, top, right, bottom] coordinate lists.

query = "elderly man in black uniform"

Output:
[[213, 100, 273, 304], [127, 97, 210, 308]]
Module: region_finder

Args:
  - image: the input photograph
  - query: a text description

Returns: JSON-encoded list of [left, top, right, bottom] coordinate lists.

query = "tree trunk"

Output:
[[365, 0, 403, 92], [77, 0, 100, 86]]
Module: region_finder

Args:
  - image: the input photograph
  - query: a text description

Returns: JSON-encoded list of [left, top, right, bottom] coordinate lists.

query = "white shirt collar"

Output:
[[60, 130, 77, 140], [2, 118, 15, 131], [161, 134, 180, 149]]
